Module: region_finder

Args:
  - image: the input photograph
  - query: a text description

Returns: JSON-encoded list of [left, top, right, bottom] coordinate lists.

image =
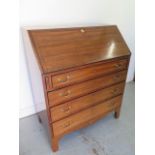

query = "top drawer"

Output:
[[48, 70, 127, 106], [52, 59, 128, 89]]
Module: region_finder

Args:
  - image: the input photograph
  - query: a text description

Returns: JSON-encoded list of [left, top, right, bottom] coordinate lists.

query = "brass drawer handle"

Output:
[[63, 122, 71, 128], [61, 105, 71, 112], [58, 75, 70, 83], [111, 88, 119, 95], [114, 64, 122, 68], [59, 90, 71, 97]]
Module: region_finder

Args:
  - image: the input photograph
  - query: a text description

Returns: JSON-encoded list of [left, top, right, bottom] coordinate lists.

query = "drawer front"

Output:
[[52, 96, 122, 136], [52, 59, 128, 88], [50, 82, 125, 122], [91, 96, 121, 118], [48, 70, 127, 106]]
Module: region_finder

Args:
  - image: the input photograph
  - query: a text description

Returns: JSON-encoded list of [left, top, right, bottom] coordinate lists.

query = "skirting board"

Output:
[[19, 103, 45, 118]]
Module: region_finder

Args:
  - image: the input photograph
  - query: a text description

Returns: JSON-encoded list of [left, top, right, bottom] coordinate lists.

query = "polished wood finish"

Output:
[[48, 71, 127, 106], [26, 25, 131, 152], [53, 95, 122, 136], [50, 82, 125, 122], [28, 26, 130, 74], [52, 59, 128, 89]]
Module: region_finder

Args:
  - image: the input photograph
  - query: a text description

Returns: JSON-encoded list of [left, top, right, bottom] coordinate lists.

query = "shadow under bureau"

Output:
[[23, 25, 131, 152]]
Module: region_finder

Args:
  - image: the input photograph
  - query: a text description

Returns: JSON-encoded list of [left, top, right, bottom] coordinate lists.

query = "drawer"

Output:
[[52, 96, 122, 136], [50, 82, 125, 122], [48, 70, 127, 106], [52, 59, 128, 88]]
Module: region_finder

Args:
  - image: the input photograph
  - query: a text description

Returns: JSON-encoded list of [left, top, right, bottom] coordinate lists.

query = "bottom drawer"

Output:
[[52, 95, 122, 136]]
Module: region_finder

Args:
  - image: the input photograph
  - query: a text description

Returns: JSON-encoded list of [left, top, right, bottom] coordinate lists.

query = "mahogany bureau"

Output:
[[23, 25, 131, 152]]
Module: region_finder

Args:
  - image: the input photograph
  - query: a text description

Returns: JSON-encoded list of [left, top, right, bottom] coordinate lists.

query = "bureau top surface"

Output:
[[28, 25, 130, 74]]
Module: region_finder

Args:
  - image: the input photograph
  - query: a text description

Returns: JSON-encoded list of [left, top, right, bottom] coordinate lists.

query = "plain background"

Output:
[[20, 0, 135, 118], [0, 1, 155, 155]]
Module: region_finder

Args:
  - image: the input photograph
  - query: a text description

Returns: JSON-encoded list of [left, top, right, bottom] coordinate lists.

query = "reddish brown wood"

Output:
[[52, 59, 128, 89], [50, 82, 125, 122], [26, 25, 131, 152], [52, 96, 122, 136], [51, 136, 59, 152], [48, 70, 127, 106], [28, 26, 130, 74]]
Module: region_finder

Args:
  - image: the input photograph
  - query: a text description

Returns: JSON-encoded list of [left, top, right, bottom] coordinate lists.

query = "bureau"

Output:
[[23, 25, 131, 152]]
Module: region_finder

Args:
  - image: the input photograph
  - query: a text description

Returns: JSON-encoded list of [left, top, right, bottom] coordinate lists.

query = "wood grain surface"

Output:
[[27, 25, 131, 152], [28, 26, 130, 74]]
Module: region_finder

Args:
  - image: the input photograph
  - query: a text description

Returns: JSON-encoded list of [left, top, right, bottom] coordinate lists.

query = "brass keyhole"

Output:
[[80, 29, 85, 33]]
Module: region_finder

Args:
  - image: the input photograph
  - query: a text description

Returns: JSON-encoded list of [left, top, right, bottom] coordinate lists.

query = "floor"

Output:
[[19, 82, 135, 155]]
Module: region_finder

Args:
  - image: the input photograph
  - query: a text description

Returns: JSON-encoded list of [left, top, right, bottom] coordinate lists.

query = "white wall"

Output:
[[20, 0, 135, 118]]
